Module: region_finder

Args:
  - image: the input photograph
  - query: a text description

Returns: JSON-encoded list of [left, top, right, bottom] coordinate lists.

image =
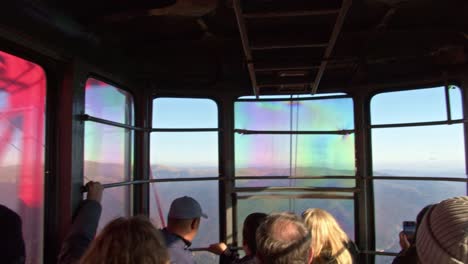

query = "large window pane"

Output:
[[149, 181, 219, 248], [371, 86, 462, 125], [235, 134, 355, 183], [0, 50, 46, 264], [374, 180, 466, 253], [237, 197, 355, 243], [98, 186, 131, 231], [235, 98, 354, 131], [153, 98, 217, 128], [84, 97, 133, 230], [85, 78, 134, 125], [372, 125, 465, 177], [150, 132, 219, 178], [84, 123, 133, 183]]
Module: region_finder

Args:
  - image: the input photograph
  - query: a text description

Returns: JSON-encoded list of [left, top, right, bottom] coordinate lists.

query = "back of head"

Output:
[[256, 212, 312, 264], [416, 196, 468, 264], [80, 216, 169, 264], [242, 212, 267, 256], [0, 205, 25, 264], [302, 208, 352, 264]]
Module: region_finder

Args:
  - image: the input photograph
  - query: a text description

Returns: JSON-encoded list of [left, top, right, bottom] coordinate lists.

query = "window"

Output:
[[371, 86, 467, 259], [0, 50, 46, 263], [150, 98, 220, 264], [234, 95, 356, 243], [84, 78, 134, 230]]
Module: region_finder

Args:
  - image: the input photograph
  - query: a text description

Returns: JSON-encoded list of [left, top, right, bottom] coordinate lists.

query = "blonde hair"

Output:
[[302, 209, 352, 264], [80, 216, 169, 264]]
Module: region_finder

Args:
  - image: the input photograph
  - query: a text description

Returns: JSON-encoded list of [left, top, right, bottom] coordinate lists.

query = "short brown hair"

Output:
[[256, 212, 312, 264], [80, 216, 169, 264]]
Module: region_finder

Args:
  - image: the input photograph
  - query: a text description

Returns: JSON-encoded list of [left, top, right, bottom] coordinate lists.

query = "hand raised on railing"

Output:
[[208, 242, 228, 255], [86, 181, 104, 203]]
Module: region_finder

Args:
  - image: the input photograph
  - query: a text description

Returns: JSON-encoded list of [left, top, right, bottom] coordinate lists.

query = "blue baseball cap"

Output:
[[168, 196, 208, 219]]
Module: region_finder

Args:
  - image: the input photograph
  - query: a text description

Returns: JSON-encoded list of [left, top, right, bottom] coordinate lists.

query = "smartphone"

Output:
[[403, 221, 416, 244]]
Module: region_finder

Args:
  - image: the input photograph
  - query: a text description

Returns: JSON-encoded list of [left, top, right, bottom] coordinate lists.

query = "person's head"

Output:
[[302, 208, 352, 264], [256, 212, 312, 264], [166, 196, 207, 242], [80, 216, 169, 264], [416, 196, 468, 264], [0, 205, 25, 264], [242, 212, 267, 256]]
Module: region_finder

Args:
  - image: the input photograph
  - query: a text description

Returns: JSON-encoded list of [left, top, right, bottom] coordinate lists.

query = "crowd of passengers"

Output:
[[1, 181, 467, 264]]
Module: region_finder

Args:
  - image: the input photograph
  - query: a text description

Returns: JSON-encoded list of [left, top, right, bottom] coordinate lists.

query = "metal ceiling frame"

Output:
[[233, 0, 353, 96]]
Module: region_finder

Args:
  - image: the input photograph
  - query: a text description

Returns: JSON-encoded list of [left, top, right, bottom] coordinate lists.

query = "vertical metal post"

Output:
[[133, 81, 151, 216], [353, 92, 374, 264], [444, 74, 452, 123], [461, 75, 468, 194], [219, 95, 236, 244], [55, 60, 86, 245]]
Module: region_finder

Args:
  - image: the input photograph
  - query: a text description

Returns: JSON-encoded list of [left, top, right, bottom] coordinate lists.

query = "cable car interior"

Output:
[[0, 0, 467, 263]]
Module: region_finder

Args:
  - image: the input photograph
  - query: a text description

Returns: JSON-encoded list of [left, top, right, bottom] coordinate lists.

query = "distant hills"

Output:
[[1, 162, 465, 264]]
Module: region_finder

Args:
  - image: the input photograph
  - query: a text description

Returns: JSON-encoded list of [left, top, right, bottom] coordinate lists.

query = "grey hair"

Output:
[[256, 212, 312, 264]]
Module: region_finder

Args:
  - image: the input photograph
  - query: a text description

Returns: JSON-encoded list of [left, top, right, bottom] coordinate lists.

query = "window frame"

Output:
[[82, 75, 138, 228], [149, 95, 224, 252], [368, 83, 468, 259]]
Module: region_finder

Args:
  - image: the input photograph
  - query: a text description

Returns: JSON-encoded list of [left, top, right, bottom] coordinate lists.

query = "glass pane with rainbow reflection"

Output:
[[235, 133, 355, 187], [235, 98, 354, 131], [85, 78, 134, 125], [84, 113, 133, 231], [236, 197, 355, 245], [234, 97, 355, 187]]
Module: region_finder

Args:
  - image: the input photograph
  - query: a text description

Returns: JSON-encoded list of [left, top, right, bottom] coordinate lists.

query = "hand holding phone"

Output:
[[403, 221, 416, 244]]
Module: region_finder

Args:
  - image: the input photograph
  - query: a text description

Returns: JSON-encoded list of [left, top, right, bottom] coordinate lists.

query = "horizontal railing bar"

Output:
[[151, 128, 221, 132], [235, 129, 354, 135], [82, 115, 220, 132], [236, 193, 354, 200], [236, 95, 351, 102], [81, 114, 145, 131], [243, 9, 340, 18], [235, 176, 355, 180], [372, 176, 468, 182], [82, 177, 223, 192], [235, 176, 467, 182], [371, 119, 466, 129], [234, 187, 358, 193]]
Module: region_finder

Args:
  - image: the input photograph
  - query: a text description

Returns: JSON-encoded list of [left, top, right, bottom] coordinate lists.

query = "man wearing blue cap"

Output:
[[161, 196, 208, 264]]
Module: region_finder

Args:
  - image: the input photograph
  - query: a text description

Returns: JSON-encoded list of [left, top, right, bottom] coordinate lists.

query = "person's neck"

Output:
[[167, 226, 193, 243]]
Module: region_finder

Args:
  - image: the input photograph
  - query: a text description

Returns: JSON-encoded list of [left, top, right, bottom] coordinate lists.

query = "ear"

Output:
[[191, 218, 200, 230]]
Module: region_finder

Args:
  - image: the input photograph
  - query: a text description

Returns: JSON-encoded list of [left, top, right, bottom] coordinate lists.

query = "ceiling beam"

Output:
[[233, 0, 258, 97], [251, 42, 329, 50], [311, 0, 352, 94], [243, 9, 340, 19]]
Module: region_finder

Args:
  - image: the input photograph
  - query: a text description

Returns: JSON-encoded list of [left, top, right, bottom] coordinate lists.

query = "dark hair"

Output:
[[0, 205, 25, 264], [242, 212, 267, 255]]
